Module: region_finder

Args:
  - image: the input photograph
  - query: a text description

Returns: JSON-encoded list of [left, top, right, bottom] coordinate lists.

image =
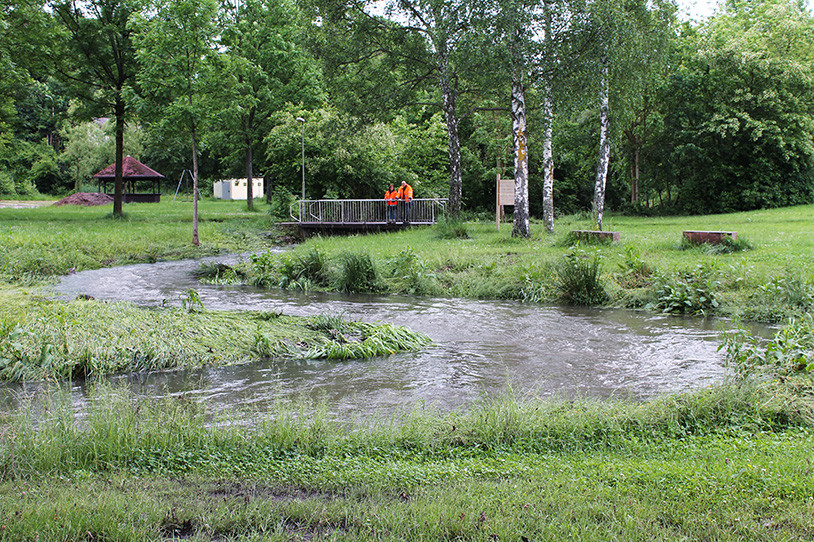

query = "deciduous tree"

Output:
[[134, 0, 219, 244], [51, 0, 144, 216]]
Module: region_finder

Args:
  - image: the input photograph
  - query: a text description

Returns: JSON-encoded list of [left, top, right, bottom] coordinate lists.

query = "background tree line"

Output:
[[0, 0, 812, 223]]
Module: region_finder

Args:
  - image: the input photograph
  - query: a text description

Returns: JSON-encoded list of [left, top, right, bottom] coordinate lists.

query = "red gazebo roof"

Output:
[[93, 156, 164, 180]]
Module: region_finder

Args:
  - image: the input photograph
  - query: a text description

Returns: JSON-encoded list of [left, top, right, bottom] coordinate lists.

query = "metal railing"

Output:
[[290, 198, 448, 224]]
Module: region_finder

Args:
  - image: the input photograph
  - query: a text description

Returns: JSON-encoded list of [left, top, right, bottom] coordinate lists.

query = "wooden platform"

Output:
[[280, 221, 432, 238], [683, 230, 737, 244]]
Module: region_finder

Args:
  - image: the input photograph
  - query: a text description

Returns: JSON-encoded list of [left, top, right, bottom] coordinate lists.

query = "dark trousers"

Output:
[[387, 205, 397, 222], [400, 201, 412, 223]]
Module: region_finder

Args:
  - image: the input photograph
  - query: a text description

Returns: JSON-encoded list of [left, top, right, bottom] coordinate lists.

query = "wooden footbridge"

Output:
[[285, 198, 448, 237]]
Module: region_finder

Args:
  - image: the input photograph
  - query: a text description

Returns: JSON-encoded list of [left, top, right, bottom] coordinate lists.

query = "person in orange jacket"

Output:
[[384, 183, 399, 224], [398, 180, 413, 224]]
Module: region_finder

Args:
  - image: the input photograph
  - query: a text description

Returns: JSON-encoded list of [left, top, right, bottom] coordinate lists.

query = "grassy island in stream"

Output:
[[0, 200, 812, 540]]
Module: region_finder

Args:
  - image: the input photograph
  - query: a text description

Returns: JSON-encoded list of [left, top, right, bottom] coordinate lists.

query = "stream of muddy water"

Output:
[[10, 254, 758, 418]]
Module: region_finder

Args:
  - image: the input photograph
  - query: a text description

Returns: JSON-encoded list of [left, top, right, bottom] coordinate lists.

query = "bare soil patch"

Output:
[[53, 192, 114, 206]]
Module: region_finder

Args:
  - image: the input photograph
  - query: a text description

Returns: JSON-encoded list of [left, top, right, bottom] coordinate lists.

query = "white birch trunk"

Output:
[[593, 54, 610, 231], [542, 79, 555, 233], [511, 68, 530, 238]]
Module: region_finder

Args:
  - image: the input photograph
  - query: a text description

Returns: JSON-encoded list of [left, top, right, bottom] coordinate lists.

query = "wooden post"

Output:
[[497, 172, 501, 230]]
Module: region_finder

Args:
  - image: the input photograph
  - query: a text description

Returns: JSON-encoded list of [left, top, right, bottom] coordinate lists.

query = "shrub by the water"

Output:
[[336, 251, 382, 293], [554, 249, 608, 306], [651, 264, 720, 315], [679, 235, 753, 254]]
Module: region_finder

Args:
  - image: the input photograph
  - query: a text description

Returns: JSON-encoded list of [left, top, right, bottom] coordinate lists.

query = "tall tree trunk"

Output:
[[113, 95, 125, 217], [511, 68, 530, 238], [246, 144, 254, 211], [245, 109, 255, 211], [541, 0, 555, 233], [542, 78, 555, 233], [439, 57, 462, 217], [191, 123, 200, 247], [593, 54, 610, 231], [632, 145, 639, 203]]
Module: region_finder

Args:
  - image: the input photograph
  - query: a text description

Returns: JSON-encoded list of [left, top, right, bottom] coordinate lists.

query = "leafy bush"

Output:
[[269, 188, 298, 220], [650, 264, 720, 315], [249, 250, 280, 288], [615, 245, 654, 288], [384, 248, 439, 296], [722, 314, 814, 383], [554, 248, 608, 306], [0, 171, 16, 196], [335, 251, 382, 293]]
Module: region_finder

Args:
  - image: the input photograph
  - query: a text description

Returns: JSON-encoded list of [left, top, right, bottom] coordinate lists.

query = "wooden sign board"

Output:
[[496, 174, 514, 229]]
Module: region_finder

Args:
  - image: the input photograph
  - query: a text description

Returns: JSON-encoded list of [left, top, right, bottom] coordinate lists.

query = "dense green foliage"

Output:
[[1, 0, 811, 219]]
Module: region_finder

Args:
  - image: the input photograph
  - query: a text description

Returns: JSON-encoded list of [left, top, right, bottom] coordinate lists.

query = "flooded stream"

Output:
[[15, 254, 749, 417]]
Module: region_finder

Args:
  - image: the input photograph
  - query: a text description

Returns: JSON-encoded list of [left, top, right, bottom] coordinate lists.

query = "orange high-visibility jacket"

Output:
[[384, 189, 399, 206], [398, 183, 413, 201]]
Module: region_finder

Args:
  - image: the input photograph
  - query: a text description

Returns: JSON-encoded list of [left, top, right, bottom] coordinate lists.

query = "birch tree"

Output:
[[588, 0, 673, 229], [592, 49, 610, 229], [134, 0, 219, 245], [387, 0, 475, 216], [534, 0, 587, 233]]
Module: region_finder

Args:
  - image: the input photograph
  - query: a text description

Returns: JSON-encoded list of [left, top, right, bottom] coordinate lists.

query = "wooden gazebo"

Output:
[[93, 156, 164, 203]]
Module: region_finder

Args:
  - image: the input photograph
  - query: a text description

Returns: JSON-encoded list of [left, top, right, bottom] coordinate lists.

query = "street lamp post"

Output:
[[296, 117, 306, 200]]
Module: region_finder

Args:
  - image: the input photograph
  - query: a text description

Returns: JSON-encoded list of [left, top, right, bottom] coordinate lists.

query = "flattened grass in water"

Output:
[[0, 289, 430, 382]]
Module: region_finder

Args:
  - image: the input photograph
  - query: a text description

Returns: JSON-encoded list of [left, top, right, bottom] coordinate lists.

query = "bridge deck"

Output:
[[286, 198, 447, 237]]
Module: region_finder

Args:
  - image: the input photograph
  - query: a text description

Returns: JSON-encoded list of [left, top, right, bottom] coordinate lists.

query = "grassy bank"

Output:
[[0, 200, 427, 380], [0, 384, 812, 541], [0, 199, 286, 283], [237, 205, 814, 323]]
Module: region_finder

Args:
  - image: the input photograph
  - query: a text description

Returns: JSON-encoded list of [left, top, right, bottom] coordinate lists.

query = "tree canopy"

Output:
[[1, 0, 812, 221]]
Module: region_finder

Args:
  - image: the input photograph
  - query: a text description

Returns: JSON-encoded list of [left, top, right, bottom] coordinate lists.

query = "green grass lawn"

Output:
[[0, 199, 282, 282], [1, 385, 812, 541]]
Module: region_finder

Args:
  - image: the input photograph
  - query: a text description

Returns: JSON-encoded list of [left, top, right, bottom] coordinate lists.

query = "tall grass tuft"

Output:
[[742, 270, 814, 322], [384, 248, 440, 296], [554, 248, 608, 306], [278, 246, 330, 290], [679, 235, 753, 254], [434, 215, 469, 239], [335, 251, 382, 293]]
